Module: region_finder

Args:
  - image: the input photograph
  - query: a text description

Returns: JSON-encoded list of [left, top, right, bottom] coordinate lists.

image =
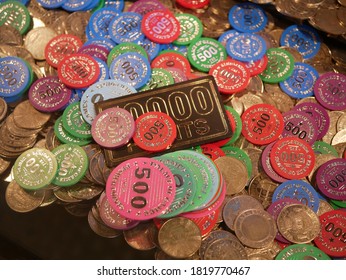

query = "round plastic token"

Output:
[[221, 146, 252, 178], [241, 104, 284, 145], [272, 180, 320, 213], [140, 68, 174, 92], [175, 0, 210, 9], [109, 12, 144, 44], [314, 210, 346, 257], [0, 1, 31, 35], [228, 2, 268, 33], [280, 25, 321, 60], [270, 137, 315, 180], [104, 0, 124, 10], [0, 56, 30, 98], [259, 48, 295, 84], [312, 141, 339, 157], [209, 59, 250, 94], [128, 0, 166, 15], [58, 54, 100, 89], [78, 44, 109, 62], [62, 0, 93, 12], [133, 112, 177, 152], [142, 10, 180, 44], [218, 30, 240, 47], [261, 142, 286, 183], [314, 72, 346, 111], [294, 102, 330, 140], [84, 37, 116, 52], [45, 34, 83, 68], [226, 33, 267, 62], [91, 107, 135, 149], [13, 148, 58, 190], [137, 37, 161, 61], [199, 144, 225, 161], [244, 55, 268, 77], [316, 158, 346, 200], [109, 52, 151, 90], [94, 57, 109, 81], [106, 157, 176, 220], [281, 110, 318, 144], [275, 244, 331, 260], [107, 42, 148, 66], [28, 76, 72, 113], [62, 102, 92, 140], [155, 154, 197, 218], [80, 79, 136, 125], [151, 51, 191, 76], [279, 62, 319, 99], [174, 13, 203, 46], [36, 0, 67, 9], [88, 7, 119, 39], [54, 116, 91, 146], [52, 144, 89, 187]]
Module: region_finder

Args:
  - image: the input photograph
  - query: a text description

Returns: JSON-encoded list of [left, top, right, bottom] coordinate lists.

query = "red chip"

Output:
[[270, 137, 315, 180], [314, 210, 346, 257], [241, 104, 284, 145], [58, 54, 100, 89], [176, 0, 210, 9], [133, 112, 177, 152], [45, 34, 83, 68], [142, 10, 181, 44], [200, 144, 225, 161], [244, 54, 268, 76], [151, 51, 191, 76], [209, 59, 250, 94]]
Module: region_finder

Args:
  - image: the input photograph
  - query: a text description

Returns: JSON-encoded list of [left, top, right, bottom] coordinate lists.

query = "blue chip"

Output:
[[272, 180, 320, 213], [108, 12, 144, 44], [279, 62, 319, 99], [109, 52, 151, 90], [80, 79, 136, 124], [84, 0, 101, 11], [62, 0, 93, 11], [218, 29, 240, 47], [0, 56, 30, 98], [228, 2, 267, 33], [61, 90, 81, 111], [84, 37, 117, 51], [85, 25, 96, 40], [280, 25, 321, 59], [138, 37, 161, 61], [94, 57, 109, 81], [226, 33, 267, 62], [36, 0, 67, 9], [104, 0, 124, 11], [88, 7, 119, 39]]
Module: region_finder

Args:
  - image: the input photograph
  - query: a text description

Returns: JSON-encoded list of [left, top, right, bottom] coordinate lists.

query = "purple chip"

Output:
[[28, 76, 72, 112], [261, 142, 287, 183], [293, 102, 330, 140], [314, 72, 346, 111], [78, 44, 110, 62], [267, 198, 302, 243], [128, 0, 166, 15], [281, 110, 319, 144], [316, 158, 346, 200]]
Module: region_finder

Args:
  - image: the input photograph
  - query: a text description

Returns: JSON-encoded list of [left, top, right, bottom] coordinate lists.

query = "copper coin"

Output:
[[124, 221, 157, 251], [204, 238, 248, 260]]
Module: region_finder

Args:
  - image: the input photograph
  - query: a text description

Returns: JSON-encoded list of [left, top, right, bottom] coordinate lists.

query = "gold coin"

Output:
[[39, 188, 57, 207], [53, 186, 82, 203], [323, 111, 344, 144], [158, 217, 201, 259], [280, 46, 303, 63], [245, 240, 281, 260], [124, 221, 157, 251], [87, 210, 121, 238], [204, 238, 248, 260], [0, 157, 11, 176], [24, 27, 57, 60], [277, 204, 321, 244], [234, 208, 277, 248], [309, 7, 346, 35], [68, 184, 104, 201], [223, 195, 264, 231], [13, 100, 51, 130], [5, 180, 45, 213], [331, 129, 346, 145], [317, 199, 334, 217], [0, 25, 23, 46], [64, 202, 91, 217], [214, 156, 248, 195], [244, 147, 262, 178]]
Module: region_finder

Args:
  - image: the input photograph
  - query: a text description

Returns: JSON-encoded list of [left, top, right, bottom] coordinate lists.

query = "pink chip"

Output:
[[106, 157, 176, 220], [91, 107, 135, 149], [141, 10, 181, 44]]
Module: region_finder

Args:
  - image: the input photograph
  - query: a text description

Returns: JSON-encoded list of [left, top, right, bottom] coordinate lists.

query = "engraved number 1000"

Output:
[[131, 167, 151, 209]]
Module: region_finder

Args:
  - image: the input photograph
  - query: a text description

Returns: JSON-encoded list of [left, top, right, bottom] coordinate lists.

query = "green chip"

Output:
[[173, 13, 203, 46], [13, 148, 58, 190], [91, 0, 105, 12], [312, 141, 339, 157], [52, 144, 89, 187], [0, 1, 31, 35], [259, 48, 294, 83], [62, 102, 92, 140], [225, 105, 242, 145], [54, 116, 92, 146], [107, 42, 148, 66], [275, 244, 331, 260], [139, 68, 174, 92], [187, 37, 227, 72], [330, 199, 346, 209], [221, 146, 252, 178]]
